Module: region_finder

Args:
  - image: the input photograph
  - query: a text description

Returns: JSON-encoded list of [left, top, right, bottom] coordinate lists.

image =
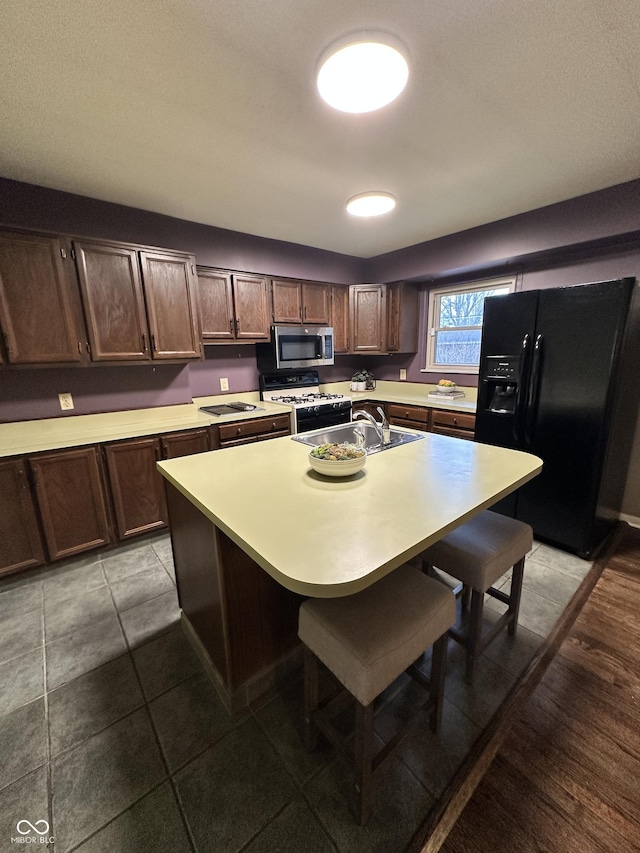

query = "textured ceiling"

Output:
[[1, 0, 639, 258]]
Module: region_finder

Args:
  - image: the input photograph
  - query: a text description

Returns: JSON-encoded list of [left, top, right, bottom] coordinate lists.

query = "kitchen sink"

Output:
[[292, 422, 425, 454]]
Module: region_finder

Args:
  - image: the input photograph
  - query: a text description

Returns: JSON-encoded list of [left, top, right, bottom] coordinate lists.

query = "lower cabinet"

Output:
[[0, 458, 46, 576], [161, 428, 211, 459], [30, 446, 112, 561], [387, 403, 431, 431], [104, 437, 168, 540], [213, 414, 291, 448], [431, 410, 476, 440]]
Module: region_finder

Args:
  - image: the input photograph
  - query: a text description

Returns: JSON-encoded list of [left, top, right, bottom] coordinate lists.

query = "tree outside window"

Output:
[[426, 278, 515, 372]]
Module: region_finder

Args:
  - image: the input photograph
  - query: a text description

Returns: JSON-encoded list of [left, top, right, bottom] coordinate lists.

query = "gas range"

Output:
[[259, 370, 352, 433]]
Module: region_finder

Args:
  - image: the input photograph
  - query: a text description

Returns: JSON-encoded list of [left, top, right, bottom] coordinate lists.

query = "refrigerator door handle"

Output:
[[524, 334, 544, 447], [513, 333, 530, 444]]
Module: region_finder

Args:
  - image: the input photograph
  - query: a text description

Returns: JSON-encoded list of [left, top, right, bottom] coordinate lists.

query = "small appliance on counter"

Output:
[[199, 402, 264, 416]]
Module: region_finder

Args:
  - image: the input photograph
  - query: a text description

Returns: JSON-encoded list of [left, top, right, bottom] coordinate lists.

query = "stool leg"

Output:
[[303, 647, 319, 752], [466, 589, 484, 682], [422, 560, 436, 578], [354, 700, 375, 826], [461, 583, 471, 610], [429, 633, 449, 734], [507, 557, 525, 637]]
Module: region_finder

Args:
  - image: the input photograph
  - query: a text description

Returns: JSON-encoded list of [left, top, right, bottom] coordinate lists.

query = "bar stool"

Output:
[[298, 565, 455, 825], [421, 510, 532, 682]]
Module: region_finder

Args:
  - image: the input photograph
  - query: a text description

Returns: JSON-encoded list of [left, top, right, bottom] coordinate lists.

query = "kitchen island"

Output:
[[157, 430, 542, 711]]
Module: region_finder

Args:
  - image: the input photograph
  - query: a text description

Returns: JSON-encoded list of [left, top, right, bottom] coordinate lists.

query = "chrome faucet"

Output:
[[352, 407, 391, 444]]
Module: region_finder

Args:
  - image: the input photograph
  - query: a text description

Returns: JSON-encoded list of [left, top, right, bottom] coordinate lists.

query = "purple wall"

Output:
[[0, 364, 190, 423], [0, 178, 364, 284], [365, 179, 640, 284]]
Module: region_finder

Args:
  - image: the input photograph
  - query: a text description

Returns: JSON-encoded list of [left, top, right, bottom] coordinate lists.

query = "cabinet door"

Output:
[[349, 284, 387, 353], [302, 282, 330, 324], [386, 282, 419, 353], [197, 268, 235, 340], [161, 429, 211, 459], [331, 285, 349, 353], [30, 447, 112, 561], [74, 241, 150, 360], [0, 231, 83, 364], [233, 274, 271, 340], [0, 459, 46, 575], [271, 279, 302, 323], [140, 252, 201, 359], [104, 437, 168, 539]]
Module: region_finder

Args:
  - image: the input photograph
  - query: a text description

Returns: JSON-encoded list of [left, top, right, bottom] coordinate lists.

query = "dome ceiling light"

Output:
[[317, 35, 409, 114], [346, 192, 397, 218]]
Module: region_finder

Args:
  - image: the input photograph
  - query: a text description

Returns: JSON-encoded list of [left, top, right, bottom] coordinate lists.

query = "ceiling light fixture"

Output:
[[317, 34, 409, 113], [346, 192, 397, 218]]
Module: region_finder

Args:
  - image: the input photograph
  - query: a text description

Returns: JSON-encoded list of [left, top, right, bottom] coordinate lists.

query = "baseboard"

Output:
[[619, 512, 640, 529]]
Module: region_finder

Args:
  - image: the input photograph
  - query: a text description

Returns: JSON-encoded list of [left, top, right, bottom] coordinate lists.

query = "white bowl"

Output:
[[308, 449, 367, 477], [436, 385, 456, 394]]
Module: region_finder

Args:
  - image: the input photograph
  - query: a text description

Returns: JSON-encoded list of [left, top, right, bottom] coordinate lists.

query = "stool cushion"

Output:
[[422, 510, 532, 593], [299, 565, 455, 706]]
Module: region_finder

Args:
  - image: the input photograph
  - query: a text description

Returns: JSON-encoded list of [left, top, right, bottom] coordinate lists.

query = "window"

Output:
[[425, 277, 515, 373]]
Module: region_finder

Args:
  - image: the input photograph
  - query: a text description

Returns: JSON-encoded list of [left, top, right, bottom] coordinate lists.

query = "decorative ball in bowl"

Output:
[[308, 443, 367, 477], [437, 380, 457, 394]]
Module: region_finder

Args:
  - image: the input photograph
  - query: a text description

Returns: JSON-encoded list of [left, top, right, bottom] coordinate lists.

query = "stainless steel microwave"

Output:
[[256, 326, 334, 371]]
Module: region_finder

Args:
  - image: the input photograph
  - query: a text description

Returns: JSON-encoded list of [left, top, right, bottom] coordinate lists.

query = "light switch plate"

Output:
[[399, 369, 407, 381], [220, 377, 229, 391]]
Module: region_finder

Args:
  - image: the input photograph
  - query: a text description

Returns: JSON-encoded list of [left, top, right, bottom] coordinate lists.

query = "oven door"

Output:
[[294, 404, 351, 433]]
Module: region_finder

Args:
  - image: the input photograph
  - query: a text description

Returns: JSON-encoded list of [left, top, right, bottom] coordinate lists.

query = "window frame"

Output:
[[424, 276, 516, 374]]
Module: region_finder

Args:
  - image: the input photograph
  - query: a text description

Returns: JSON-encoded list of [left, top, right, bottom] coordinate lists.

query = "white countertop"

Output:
[[157, 430, 541, 598], [0, 394, 290, 458], [0, 381, 477, 458]]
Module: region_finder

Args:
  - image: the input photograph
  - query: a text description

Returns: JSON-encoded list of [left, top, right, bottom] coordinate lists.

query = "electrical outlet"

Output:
[[220, 377, 229, 391], [399, 369, 407, 381], [58, 392, 74, 410]]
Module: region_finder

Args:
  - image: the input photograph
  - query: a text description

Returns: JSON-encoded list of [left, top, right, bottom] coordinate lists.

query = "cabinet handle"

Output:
[[78, 341, 83, 355], [229, 319, 234, 333], [85, 341, 91, 355], [237, 427, 242, 434], [235, 319, 239, 335], [151, 333, 157, 351], [142, 333, 147, 352], [453, 418, 458, 426], [405, 411, 410, 418], [303, 307, 307, 320]]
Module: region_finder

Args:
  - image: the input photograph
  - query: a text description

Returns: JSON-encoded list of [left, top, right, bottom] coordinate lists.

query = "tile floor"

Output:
[[0, 534, 593, 853]]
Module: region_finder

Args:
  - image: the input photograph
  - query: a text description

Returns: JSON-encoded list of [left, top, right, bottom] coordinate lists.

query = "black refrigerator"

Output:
[[475, 278, 637, 558]]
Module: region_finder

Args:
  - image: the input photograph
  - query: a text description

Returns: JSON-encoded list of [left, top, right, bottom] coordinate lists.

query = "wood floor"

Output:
[[439, 525, 640, 853]]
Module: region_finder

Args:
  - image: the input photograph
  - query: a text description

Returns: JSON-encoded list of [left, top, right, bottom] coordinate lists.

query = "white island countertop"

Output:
[[157, 430, 541, 598]]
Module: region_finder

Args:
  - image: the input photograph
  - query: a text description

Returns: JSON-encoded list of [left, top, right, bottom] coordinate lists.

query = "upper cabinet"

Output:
[[139, 251, 201, 358], [301, 282, 331, 324], [386, 282, 419, 353], [198, 267, 271, 342], [348, 282, 419, 355], [331, 285, 349, 353], [271, 278, 331, 325], [77, 242, 203, 361], [349, 284, 387, 353], [0, 231, 84, 364]]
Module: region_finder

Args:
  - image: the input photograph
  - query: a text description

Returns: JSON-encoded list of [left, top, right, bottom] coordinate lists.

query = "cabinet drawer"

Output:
[[431, 410, 476, 432], [218, 414, 291, 443], [432, 426, 475, 441], [387, 404, 430, 426]]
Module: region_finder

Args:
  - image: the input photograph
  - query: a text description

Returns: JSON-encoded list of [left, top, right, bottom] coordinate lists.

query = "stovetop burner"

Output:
[[259, 370, 351, 409]]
